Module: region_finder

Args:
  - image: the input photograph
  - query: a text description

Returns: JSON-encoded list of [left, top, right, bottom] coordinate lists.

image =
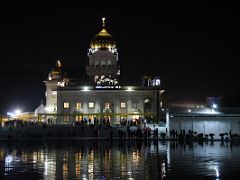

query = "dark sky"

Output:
[[0, 2, 239, 113]]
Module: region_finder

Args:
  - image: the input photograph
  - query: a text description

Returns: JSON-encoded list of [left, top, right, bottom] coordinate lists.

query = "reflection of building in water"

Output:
[[0, 146, 56, 179], [50, 141, 168, 179], [0, 141, 170, 179], [2, 141, 240, 179]]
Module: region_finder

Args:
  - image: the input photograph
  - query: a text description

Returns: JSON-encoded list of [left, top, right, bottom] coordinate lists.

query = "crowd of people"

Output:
[[0, 116, 166, 140], [2, 119, 42, 129]]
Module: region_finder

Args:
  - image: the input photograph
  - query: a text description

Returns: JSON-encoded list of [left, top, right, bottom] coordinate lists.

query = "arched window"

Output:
[[144, 98, 152, 112], [95, 61, 99, 67], [101, 61, 106, 67], [107, 60, 111, 66]]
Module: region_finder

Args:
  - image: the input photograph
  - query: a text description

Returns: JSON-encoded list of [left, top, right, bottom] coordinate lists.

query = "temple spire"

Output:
[[102, 17, 106, 27]]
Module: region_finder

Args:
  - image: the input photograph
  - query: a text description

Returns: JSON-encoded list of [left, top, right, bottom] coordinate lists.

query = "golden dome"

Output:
[[48, 60, 62, 80], [90, 18, 116, 50], [51, 60, 62, 75]]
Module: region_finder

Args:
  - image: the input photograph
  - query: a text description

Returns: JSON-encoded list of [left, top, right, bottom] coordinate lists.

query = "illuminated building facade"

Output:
[[40, 18, 165, 124], [167, 101, 240, 138], [86, 17, 120, 85]]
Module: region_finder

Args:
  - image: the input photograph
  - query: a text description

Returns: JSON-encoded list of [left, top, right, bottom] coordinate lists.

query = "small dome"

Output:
[[35, 104, 46, 115]]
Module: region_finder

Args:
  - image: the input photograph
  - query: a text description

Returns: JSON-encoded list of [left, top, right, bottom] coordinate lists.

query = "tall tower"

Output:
[[44, 60, 69, 113], [86, 18, 120, 86]]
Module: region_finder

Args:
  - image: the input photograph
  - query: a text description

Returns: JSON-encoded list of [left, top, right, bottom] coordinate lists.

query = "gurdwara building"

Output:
[[33, 18, 240, 138], [38, 18, 165, 125]]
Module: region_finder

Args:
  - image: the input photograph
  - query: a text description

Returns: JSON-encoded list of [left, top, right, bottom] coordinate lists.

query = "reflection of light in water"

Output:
[[103, 150, 111, 173], [127, 171, 133, 175], [33, 152, 38, 163], [89, 150, 94, 161], [82, 174, 88, 180], [63, 163, 68, 180], [63, 151, 69, 180], [21, 152, 28, 161], [5, 155, 13, 164], [76, 163, 81, 179], [209, 161, 220, 179], [88, 162, 94, 173], [44, 155, 48, 176], [14, 156, 21, 162], [5, 155, 14, 171], [215, 168, 220, 180], [161, 162, 166, 178], [75, 153, 82, 179], [1, 142, 170, 179], [88, 162, 94, 180], [167, 142, 171, 166], [87, 150, 94, 180], [132, 151, 140, 164], [127, 170, 133, 180]]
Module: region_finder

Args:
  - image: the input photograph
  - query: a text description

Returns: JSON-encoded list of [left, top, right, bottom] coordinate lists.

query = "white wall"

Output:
[[169, 115, 240, 139]]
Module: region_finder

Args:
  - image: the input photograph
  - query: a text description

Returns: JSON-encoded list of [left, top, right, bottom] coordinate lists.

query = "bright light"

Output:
[[188, 109, 191, 113], [212, 104, 217, 109], [5, 154, 13, 167], [57, 81, 65, 87], [126, 87, 134, 91], [82, 86, 90, 91], [209, 162, 220, 179], [15, 109, 21, 115], [160, 90, 165, 94], [198, 108, 221, 114], [45, 106, 53, 112], [155, 79, 161, 86], [144, 99, 150, 103], [52, 91, 57, 95], [7, 112, 13, 116], [102, 17, 106, 23]]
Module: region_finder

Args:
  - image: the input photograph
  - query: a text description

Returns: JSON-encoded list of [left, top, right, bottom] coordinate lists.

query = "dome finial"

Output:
[[102, 17, 106, 27], [56, 60, 62, 68]]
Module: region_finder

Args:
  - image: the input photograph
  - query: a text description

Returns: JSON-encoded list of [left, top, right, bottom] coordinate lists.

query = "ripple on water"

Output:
[[0, 141, 240, 179]]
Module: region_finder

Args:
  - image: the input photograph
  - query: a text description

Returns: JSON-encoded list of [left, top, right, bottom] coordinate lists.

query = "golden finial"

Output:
[[102, 17, 106, 27], [56, 60, 62, 68]]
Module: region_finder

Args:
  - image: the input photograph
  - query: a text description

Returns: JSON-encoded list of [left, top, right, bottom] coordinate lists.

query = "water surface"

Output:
[[0, 140, 239, 179]]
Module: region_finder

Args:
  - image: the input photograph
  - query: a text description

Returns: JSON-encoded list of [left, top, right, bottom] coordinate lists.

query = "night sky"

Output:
[[0, 2, 239, 113]]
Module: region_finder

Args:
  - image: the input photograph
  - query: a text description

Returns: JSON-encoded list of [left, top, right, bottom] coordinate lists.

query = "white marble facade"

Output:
[[56, 86, 162, 125]]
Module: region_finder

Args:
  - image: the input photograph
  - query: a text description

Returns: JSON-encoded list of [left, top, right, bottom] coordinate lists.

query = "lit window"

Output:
[[155, 79, 161, 86], [64, 115, 69, 122], [52, 91, 57, 95], [88, 102, 94, 108], [64, 102, 69, 109], [76, 102, 82, 110], [121, 102, 126, 108], [105, 102, 110, 109], [75, 116, 82, 121]]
